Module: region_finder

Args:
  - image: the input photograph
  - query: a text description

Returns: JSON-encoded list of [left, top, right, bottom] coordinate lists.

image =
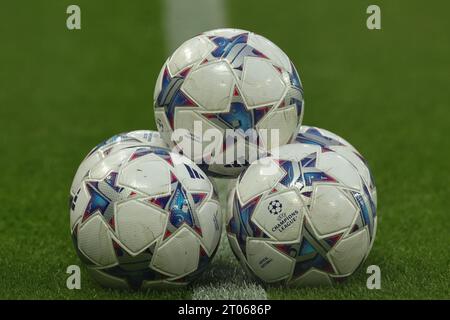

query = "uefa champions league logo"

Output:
[[268, 200, 282, 215]]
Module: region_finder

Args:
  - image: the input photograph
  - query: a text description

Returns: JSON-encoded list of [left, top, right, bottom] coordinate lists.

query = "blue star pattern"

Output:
[[289, 62, 302, 89], [104, 172, 124, 193], [216, 102, 252, 130], [208, 33, 267, 71], [278, 160, 299, 187], [81, 173, 130, 228], [277, 154, 336, 190], [147, 173, 204, 239], [210, 33, 248, 58], [155, 67, 196, 129], [203, 86, 271, 135], [82, 182, 110, 222], [168, 183, 194, 228]]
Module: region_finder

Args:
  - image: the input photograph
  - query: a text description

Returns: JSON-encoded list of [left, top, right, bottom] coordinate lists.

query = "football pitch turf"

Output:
[[0, 0, 449, 299]]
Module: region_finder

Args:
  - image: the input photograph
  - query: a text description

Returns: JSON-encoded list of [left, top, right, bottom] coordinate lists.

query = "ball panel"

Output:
[[334, 148, 371, 177], [246, 239, 295, 283], [168, 36, 214, 76], [332, 147, 378, 206], [257, 104, 298, 147], [174, 109, 223, 161], [247, 34, 292, 72], [77, 215, 118, 267], [115, 200, 167, 254], [118, 157, 171, 196], [316, 152, 362, 191], [151, 227, 201, 277], [309, 185, 358, 237], [89, 148, 135, 181], [196, 200, 221, 255], [182, 61, 234, 112], [327, 228, 369, 275], [227, 233, 245, 260], [241, 58, 285, 107], [237, 158, 284, 204]]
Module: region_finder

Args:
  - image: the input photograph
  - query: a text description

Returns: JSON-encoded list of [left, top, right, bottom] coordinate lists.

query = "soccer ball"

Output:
[[153, 28, 304, 178], [69, 143, 222, 289], [226, 142, 377, 286], [291, 126, 377, 206], [70, 130, 168, 196]]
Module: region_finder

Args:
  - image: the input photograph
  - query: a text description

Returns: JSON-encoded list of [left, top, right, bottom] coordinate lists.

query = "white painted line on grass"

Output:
[[164, 0, 228, 53]]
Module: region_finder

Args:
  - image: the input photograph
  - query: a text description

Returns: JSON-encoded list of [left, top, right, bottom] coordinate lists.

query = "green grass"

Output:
[[0, 0, 449, 299]]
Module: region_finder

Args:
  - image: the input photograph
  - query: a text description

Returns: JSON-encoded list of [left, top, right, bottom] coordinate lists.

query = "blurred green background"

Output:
[[0, 0, 448, 299]]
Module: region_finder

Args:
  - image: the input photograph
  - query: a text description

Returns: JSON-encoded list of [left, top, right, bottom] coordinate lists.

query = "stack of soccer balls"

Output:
[[70, 29, 377, 289]]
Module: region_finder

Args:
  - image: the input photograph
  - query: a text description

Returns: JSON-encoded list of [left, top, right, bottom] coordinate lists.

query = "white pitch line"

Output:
[[164, 0, 228, 52], [163, 0, 267, 300]]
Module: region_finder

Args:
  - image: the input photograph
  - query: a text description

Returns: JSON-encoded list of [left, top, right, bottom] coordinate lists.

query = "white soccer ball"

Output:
[[291, 126, 377, 206], [69, 142, 222, 289], [226, 142, 377, 286], [153, 28, 304, 177]]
